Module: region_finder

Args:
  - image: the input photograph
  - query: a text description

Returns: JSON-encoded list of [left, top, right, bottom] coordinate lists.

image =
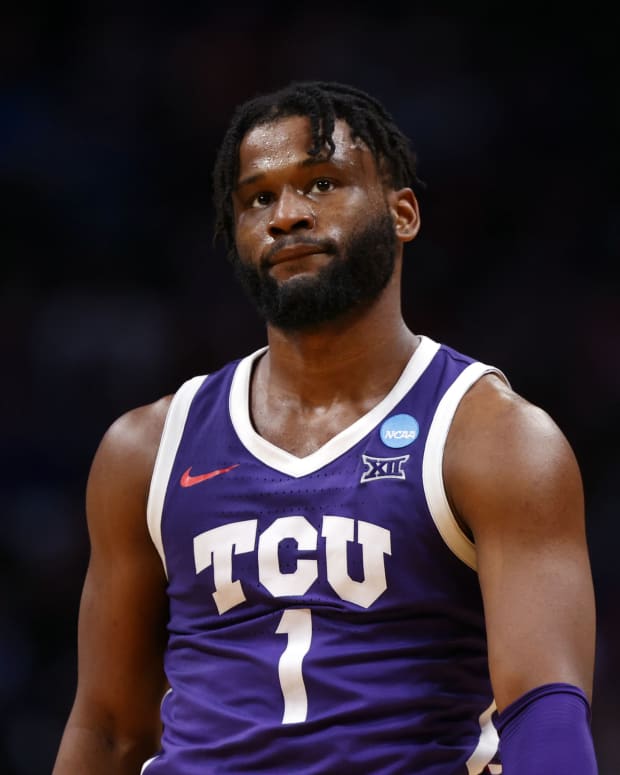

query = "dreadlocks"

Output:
[[212, 81, 422, 251]]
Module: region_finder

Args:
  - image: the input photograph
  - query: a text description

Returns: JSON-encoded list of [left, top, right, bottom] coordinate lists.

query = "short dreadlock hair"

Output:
[[212, 80, 422, 251]]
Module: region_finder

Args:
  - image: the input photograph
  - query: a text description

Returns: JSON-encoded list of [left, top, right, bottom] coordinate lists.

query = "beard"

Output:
[[229, 209, 398, 331]]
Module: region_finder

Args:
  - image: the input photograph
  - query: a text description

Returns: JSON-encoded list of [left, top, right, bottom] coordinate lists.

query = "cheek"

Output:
[[337, 185, 384, 218], [234, 212, 267, 261], [323, 194, 383, 239]]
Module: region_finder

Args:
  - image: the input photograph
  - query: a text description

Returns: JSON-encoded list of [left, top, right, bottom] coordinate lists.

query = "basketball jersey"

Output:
[[142, 336, 505, 774]]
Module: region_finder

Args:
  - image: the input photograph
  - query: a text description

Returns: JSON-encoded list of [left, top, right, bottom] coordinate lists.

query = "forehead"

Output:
[[236, 115, 377, 183]]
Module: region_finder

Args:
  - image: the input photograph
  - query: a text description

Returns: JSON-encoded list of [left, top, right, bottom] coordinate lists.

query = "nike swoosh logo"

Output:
[[180, 464, 240, 487]]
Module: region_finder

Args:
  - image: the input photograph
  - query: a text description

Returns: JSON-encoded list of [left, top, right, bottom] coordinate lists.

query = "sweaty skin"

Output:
[[52, 114, 595, 774]]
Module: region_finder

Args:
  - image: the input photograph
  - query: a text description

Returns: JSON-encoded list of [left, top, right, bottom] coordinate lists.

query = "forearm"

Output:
[[53, 724, 156, 775]]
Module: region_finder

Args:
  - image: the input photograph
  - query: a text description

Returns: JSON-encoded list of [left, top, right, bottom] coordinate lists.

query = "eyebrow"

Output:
[[236, 155, 339, 190]]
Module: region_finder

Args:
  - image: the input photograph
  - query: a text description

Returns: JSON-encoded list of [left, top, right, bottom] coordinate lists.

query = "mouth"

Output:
[[263, 242, 331, 268]]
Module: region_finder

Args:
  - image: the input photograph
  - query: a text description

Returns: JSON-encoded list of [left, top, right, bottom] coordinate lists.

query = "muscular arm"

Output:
[[444, 375, 596, 712], [53, 398, 172, 775]]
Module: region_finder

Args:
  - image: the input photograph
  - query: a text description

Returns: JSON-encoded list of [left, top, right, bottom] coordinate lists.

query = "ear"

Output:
[[387, 187, 420, 243]]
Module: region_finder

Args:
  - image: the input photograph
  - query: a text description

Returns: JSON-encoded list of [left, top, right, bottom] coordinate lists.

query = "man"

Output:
[[53, 81, 598, 774]]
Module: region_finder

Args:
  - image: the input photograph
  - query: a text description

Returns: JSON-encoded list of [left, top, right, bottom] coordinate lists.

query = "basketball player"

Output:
[[53, 82, 598, 774]]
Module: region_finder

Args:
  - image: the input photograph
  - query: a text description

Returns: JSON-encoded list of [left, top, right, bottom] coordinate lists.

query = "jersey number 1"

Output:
[[275, 608, 312, 723]]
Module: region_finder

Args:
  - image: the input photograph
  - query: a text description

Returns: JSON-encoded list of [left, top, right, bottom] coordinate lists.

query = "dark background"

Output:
[[1, 3, 618, 773]]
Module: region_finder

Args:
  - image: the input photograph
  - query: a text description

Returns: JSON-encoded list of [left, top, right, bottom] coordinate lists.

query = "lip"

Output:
[[266, 244, 325, 266]]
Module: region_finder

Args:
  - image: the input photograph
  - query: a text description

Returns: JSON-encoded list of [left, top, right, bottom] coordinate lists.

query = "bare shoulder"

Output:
[[96, 394, 172, 468], [444, 373, 584, 538], [447, 372, 576, 463], [86, 395, 173, 541]]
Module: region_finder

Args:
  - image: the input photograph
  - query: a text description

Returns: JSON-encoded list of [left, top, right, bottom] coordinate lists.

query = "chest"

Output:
[[161, 416, 477, 624], [250, 396, 384, 458], [154, 343, 483, 622], [256, 410, 366, 457]]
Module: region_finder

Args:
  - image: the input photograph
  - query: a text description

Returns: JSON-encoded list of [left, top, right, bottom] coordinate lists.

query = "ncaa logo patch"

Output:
[[380, 413, 419, 448]]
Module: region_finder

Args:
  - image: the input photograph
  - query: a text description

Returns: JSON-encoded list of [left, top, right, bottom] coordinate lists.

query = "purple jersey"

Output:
[[143, 336, 505, 774]]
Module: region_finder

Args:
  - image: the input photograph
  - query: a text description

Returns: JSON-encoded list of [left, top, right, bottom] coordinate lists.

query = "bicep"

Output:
[[446, 380, 596, 712]]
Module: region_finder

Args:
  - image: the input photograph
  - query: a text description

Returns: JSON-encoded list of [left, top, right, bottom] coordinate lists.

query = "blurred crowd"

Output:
[[1, 4, 618, 773]]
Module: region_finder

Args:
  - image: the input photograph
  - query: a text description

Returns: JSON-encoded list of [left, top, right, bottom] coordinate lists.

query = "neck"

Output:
[[257, 276, 418, 408]]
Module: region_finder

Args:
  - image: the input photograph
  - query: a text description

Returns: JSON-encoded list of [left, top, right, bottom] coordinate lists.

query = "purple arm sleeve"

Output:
[[496, 682, 598, 774]]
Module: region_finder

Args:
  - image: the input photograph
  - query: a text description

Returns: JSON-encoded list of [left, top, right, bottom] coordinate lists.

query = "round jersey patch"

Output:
[[380, 413, 420, 448]]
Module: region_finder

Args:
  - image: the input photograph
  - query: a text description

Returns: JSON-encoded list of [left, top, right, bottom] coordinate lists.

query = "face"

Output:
[[230, 115, 406, 331]]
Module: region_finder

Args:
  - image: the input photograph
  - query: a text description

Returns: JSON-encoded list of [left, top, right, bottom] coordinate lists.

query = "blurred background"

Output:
[[1, 2, 618, 773]]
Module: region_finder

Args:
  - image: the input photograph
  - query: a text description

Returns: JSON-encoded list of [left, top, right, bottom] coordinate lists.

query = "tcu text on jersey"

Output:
[[194, 515, 392, 614]]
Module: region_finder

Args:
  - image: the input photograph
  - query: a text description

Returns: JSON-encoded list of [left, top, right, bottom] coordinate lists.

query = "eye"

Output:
[[250, 191, 274, 208], [309, 178, 335, 194]]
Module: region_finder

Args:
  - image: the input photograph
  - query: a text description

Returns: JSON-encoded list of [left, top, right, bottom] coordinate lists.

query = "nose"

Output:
[[268, 186, 315, 236]]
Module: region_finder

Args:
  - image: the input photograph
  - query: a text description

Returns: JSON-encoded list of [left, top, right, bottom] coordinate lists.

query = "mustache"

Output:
[[261, 237, 338, 268]]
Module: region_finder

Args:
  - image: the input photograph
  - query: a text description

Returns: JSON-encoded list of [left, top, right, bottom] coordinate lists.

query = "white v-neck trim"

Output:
[[228, 335, 440, 478]]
